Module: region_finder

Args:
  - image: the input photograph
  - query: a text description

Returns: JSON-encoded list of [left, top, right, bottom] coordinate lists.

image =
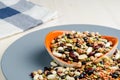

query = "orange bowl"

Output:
[[45, 30, 119, 67]]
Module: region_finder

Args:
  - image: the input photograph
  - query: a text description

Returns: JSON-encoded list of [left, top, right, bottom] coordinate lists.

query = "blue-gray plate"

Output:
[[1, 24, 120, 80]]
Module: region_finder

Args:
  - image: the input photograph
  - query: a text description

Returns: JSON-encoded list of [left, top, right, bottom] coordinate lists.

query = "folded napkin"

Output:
[[0, 0, 57, 39]]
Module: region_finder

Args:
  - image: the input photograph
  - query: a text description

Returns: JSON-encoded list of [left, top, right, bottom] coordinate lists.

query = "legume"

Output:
[[51, 31, 113, 64], [30, 49, 120, 80]]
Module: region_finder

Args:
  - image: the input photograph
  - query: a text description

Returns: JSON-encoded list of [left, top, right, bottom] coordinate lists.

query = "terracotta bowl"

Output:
[[45, 30, 119, 67]]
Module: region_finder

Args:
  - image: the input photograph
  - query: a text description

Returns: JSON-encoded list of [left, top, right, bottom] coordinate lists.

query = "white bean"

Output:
[[74, 52, 79, 56], [75, 71, 80, 76], [78, 54, 88, 59], [53, 51, 62, 57], [115, 50, 120, 59], [34, 74, 39, 80], [38, 75, 43, 80], [50, 61, 57, 67], [87, 47, 93, 54], [66, 43, 72, 46], [95, 53, 103, 57], [58, 47, 64, 51], [105, 42, 111, 47], [47, 74, 56, 79], [66, 75, 75, 80]]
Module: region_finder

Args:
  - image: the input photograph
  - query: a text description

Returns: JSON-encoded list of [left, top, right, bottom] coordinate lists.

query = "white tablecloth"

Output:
[[0, 0, 120, 79]]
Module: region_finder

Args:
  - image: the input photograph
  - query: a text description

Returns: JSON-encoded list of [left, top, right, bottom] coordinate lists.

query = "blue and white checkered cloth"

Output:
[[0, 0, 57, 39]]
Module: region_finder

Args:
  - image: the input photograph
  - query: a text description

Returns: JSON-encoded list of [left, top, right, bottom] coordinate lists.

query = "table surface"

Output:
[[0, 0, 120, 79]]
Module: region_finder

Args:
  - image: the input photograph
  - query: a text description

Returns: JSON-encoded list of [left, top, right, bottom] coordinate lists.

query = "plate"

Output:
[[1, 24, 120, 80]]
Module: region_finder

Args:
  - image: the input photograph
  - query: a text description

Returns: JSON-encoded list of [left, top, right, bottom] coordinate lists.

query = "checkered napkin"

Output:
[[0, 0, 57, 39]]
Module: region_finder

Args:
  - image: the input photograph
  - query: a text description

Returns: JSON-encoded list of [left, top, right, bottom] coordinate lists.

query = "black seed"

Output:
[[68, 46, 73, 51], [113, 49, 117, 55], [76, 43, 81, 47], [44, 67, 51, 71], [46, 72, 52, 76], [93, 45, 100, 50], [69, 51, 76, 58], [54, 38, 58, 43], [96, 77, 102, 80], [63, 57, 69, 62], [64, 48, 69, 52], [117, 59, 120, 63], [86, 43, 91, 47], [58, 50, 64, 53], [83, 37, 88, 42], [30, 73, 34, 78], [85, 68, 94, 75], [98, 44, 104, 48], [100, 61, 104, 64], [65, 46, 73, 52], [111, 72, 119, 78], [73, 56, 79, 62], [65, 34, 73, 39], [79, 72, 86, 79], [61, 75, 66, 79], [82, 61, 86, 65], [64, 66, 66, 68], [88, 33, 92, 37], [55, 68, 58, 71], [88, 52, 95, 57], [74, 76, 79, 80], [60, 43, 64, 47], [95, 37, 99, 40]]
